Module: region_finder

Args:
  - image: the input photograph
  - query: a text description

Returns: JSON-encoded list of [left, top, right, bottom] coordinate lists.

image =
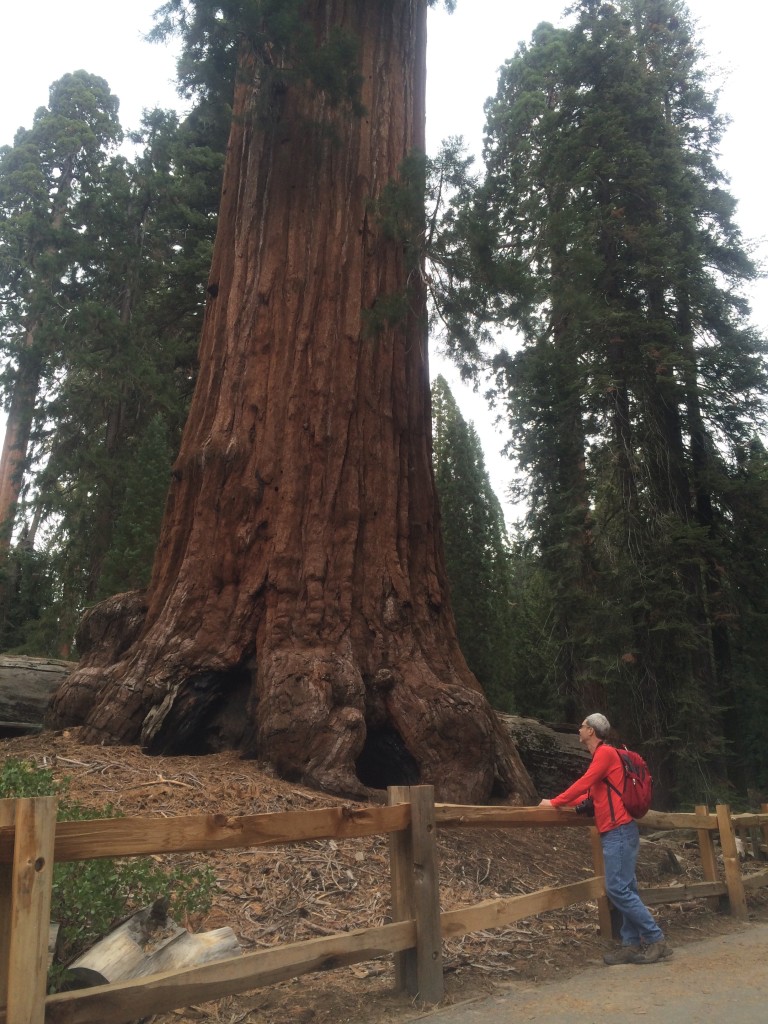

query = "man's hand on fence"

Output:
[[538, 799, 553, 807]]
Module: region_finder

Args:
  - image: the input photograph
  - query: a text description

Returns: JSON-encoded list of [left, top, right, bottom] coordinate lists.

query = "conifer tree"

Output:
[[0, 73, 122, 644], [439, 0, 766, 800], [723, 438, 768, 790], [34, 107, 223, 612], [431, 375, 514, 710], [0, 72, 122, 548], [0, 84, 224, 653]]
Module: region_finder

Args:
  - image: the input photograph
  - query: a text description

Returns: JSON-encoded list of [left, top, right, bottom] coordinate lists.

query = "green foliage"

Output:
[[503, 539, 566, 721], [373, 151, 428, 264], [432, 376, 515, 710], [150, 0, 456, 125], [151, 0, 364, 114], [0, 759, 216, 986], [0, 76, 224, 651], [361, 292, 411, 339], [97, 414, 176, 597], [436, 0, 768, 803], [0, 758, 67, 799], [0, 546, 57, 652], [363, 150, 430, 338]]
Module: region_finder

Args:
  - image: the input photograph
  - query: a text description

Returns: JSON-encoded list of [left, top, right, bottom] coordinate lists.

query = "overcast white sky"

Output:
[[1, 0, 766, 519]]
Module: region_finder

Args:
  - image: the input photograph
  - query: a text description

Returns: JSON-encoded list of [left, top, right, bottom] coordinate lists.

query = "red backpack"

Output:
[[605, 746, 653, 820]]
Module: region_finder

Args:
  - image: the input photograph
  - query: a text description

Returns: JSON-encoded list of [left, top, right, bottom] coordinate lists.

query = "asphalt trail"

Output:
[[417, 922, 768, 1024]]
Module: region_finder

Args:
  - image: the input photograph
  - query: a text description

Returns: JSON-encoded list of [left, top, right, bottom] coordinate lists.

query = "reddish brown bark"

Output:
[[49, 0, 535, 804]]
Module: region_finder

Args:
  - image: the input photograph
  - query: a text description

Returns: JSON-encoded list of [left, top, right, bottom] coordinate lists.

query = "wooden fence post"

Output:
[[715, 803, 748, 921], [388, 786, 416, 996], [409, 786, 443, 1004], [761, 804, 768, 859], [747, 826, 763, 861], [588, 827, 614, 938], [0, 798, 16, 1008], [387, 786, 443, 1004], [5, 796, 57, 1024], [694, 805, 721, 911]]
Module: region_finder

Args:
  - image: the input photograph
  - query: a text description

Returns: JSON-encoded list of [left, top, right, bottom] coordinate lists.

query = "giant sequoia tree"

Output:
[[50, 0, 534, 803]]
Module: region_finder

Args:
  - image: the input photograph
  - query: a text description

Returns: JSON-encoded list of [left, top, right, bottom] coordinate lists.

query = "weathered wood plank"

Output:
[[435, 804, 719, 832], [695, 804, 721, 910], [742, 868, 768, 892], [588, 827, 614, 937], [0, 803, 410, 864], [639, 881, 727, 904], [730, 812, 768, 829], [640, 809, 717, 831], [717, 804, 748, 920], [439, 877, 604, 938], [0, 800, 15, 1006], [388, 786, 416, 995], [42, 919, 416, 1024], [410, 786, 443, 1004], [6, 797, 57, 1024], [434, 805, 589, 828]]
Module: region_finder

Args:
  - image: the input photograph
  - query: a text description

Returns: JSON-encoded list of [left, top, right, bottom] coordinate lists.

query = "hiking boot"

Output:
[[631, 941, 673, 964], [603, 944, 641, 965]]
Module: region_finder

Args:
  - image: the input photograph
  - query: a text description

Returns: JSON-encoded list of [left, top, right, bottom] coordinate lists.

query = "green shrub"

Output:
[[0, 758, 216, 988]]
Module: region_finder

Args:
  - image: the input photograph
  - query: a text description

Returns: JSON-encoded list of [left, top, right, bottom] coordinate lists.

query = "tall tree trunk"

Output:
[[0, 159, 75, 548], [0, 332, 42, 547], [84, 280, 134, 602], [49, 0, 534, 805], [0, 332, 42, 637], [548, 292, 601, 717], [675, 286, 738, 783]]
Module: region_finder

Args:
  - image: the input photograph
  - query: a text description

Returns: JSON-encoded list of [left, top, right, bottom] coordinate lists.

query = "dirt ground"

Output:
[[2, 730, 767, 1024]]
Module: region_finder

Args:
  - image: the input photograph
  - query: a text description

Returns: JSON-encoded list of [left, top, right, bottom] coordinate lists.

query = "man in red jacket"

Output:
[[539, 713, 671, 965]]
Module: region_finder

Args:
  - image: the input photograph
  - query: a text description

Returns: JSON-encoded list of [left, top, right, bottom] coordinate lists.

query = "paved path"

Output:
[[418, 923, 768, 1024]]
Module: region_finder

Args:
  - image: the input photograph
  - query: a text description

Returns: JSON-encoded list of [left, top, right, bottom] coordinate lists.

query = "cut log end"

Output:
[[68, 904, 242, 988]]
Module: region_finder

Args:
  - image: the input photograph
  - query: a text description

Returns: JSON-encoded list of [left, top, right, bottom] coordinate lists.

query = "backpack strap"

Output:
[[603, 746, 624, 824]]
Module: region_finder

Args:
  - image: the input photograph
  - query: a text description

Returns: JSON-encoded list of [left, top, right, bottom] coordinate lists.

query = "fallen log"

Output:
[[497, 714, 589, 796], [0, 655, 74, 736], [68, 901, 241, 987]]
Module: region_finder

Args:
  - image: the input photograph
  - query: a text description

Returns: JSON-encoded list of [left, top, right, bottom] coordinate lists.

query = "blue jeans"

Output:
[[600, 821, 664, 947]]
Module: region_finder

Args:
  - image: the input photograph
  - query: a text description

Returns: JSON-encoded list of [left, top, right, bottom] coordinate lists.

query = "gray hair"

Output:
[[584, 713, 611, 739]]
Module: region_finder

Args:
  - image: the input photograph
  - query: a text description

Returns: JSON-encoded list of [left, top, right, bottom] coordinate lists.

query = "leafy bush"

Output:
[[0, 758, 216, 987]]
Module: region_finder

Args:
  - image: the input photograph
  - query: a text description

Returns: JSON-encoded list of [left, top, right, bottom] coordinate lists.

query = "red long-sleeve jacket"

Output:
[[550, 742, 632, 834]]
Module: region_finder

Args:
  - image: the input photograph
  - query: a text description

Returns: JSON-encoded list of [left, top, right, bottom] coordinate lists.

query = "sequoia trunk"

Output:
[[49, 0, 534, 804]]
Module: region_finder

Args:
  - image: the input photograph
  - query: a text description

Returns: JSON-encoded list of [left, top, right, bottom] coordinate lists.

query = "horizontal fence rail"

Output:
[[0, 803, 412, 863], [434, 805, 592, 828], [1, 789, 767, 1024], [42, 920, 418, 1024]]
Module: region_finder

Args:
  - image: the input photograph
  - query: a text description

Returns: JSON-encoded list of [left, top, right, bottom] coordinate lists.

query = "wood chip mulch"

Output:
[[2, 730, 766, 1024]]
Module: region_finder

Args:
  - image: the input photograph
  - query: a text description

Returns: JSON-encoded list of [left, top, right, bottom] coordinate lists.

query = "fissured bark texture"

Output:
[[49, 0, 536, 805]]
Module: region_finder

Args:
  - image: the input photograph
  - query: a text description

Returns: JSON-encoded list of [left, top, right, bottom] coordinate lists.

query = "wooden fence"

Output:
[[1, 788, 767, 1024]]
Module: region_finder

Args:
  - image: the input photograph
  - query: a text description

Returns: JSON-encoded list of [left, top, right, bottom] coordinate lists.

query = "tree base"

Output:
[[48, 603, 536, 805]]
